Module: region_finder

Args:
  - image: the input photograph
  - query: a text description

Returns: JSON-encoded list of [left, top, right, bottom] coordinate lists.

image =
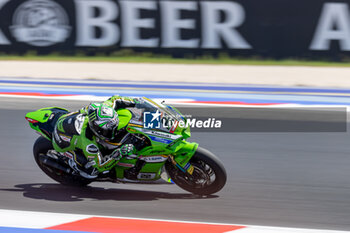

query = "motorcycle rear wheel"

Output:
[[33, 136, 91, 187], [165, 147, 227, 195]]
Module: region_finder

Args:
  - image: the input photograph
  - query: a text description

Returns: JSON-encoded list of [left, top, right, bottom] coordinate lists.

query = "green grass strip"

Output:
[[1, 54, 350, 67]]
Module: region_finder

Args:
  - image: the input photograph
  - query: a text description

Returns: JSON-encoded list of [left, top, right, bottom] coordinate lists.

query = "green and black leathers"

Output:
[[52, 96, 136, 175]]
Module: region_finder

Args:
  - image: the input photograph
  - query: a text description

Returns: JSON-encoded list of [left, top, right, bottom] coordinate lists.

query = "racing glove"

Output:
[[111, 144, 136, 160], [112, 97, 136, 110]]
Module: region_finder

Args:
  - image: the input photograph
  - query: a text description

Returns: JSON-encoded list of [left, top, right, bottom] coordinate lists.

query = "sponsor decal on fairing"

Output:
[[86, 144, 99, 154], [137, 173, 156, 180], [140, 155, 168, 163], [59, 133, 71, 142]]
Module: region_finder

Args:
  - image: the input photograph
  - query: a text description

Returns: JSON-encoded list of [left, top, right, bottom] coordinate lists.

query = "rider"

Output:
[[52, 95, 139, 179]]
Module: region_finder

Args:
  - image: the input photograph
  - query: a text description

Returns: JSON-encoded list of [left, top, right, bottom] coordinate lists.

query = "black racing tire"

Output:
[[166, 147, 227, 195], [33, 136, 92, 187]]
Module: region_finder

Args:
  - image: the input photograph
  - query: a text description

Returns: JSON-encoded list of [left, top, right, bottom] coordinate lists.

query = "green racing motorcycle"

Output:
[[25, 97, 227, 195]]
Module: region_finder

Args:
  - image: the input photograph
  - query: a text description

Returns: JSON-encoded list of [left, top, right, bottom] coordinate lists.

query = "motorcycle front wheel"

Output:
[[165, 147, 227, 195]]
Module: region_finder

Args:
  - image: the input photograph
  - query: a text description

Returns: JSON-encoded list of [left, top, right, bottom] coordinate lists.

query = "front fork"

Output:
[[169, 155, 195, 175], [168, 141, 198, 175]]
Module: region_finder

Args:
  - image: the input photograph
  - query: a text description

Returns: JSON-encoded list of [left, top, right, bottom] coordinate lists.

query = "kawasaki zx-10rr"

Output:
[[25, 97, 226, 195]]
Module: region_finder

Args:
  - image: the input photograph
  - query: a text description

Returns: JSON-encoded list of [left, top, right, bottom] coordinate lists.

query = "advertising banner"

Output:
[[0, 0, 349, 59]]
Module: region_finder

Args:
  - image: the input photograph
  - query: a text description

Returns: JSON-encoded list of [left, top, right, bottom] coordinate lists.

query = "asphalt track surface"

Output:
[[1, 97, 350, 231]]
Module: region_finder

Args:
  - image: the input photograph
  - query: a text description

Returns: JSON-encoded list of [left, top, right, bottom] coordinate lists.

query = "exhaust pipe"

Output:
[[39, 155, 71, 174]]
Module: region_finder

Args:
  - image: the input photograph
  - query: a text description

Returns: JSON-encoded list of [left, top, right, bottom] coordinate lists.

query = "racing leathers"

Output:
[[52, 95, 137, 179]]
